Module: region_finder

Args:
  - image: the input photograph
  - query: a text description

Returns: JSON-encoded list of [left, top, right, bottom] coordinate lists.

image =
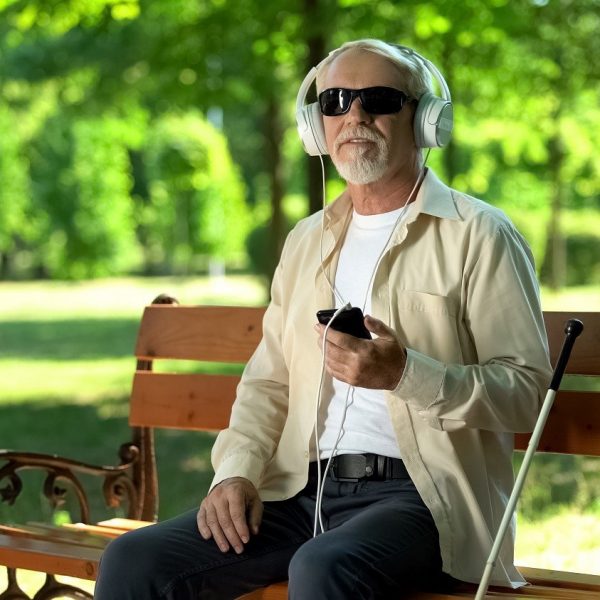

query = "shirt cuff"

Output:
[[209, 451, 264, 492], [394, 347, 446, 413]]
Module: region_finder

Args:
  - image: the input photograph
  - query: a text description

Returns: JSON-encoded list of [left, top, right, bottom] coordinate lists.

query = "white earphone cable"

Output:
[[318, 154, 346, 306], [312, 152, 431, 536]]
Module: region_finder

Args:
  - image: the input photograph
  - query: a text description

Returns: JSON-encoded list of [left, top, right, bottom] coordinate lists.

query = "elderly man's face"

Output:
[[320, 49, 417, 185]]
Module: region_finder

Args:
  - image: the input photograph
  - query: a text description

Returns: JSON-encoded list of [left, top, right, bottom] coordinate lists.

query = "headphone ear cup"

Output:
[[296, 102, 328, 156], [413, 92, 453, 148]]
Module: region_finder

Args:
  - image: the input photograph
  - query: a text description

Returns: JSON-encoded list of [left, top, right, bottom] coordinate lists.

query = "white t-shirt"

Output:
[[318, 204, 413, 459]]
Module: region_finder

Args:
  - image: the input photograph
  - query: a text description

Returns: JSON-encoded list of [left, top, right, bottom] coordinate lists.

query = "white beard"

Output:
[[331, 127, 389, 185]]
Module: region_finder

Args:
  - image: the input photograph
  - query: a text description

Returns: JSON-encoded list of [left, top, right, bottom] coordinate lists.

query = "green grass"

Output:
[[0, 277, 599, 597]]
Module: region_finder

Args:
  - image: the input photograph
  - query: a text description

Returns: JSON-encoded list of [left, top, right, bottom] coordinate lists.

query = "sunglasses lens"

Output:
[[361, 87, 406, 114], [318, 87, 407, 116], [319, 89, 353, 116]]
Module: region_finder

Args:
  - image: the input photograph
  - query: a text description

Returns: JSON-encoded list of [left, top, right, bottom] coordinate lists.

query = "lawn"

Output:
[[0, 277, 599, 596]]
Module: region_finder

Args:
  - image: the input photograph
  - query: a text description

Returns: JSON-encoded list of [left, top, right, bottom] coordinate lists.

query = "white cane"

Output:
[[475, 318, 584, 600]]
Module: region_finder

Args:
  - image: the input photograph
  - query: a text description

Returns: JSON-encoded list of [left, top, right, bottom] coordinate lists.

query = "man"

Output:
[[95, 40, 551, 599]]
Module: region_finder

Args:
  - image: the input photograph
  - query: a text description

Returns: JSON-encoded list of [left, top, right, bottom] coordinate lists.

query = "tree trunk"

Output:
[[0, 252, 9, 279], [304, 0, 327, 216], [540, 46, 567, 290], [540, 132, 567, 289], [264, 94, 285, 284]]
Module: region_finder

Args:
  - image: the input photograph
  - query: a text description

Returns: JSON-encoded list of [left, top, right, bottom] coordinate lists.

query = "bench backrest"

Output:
[[130, 304, 600, 457], [130, 304, 264, 432]]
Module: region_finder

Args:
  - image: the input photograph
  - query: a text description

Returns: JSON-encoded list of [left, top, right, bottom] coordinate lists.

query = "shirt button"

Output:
[[304, 451, 309, 458]]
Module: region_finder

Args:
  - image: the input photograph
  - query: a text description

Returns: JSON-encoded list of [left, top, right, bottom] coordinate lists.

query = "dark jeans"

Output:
[[94, 464, 443, 599]]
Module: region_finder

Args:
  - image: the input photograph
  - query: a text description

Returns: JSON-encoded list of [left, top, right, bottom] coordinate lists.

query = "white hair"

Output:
[[315, 39, 433, 100]]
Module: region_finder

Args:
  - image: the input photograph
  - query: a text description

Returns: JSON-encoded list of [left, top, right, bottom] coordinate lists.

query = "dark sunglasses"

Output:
[[318, 86, 409, 116]]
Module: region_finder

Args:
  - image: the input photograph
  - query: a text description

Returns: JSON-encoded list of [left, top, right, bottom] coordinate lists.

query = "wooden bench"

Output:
[[1, 296, 599, 599]]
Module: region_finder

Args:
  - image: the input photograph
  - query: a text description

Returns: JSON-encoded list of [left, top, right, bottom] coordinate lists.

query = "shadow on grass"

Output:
[[0, 318, 140, 360], [0, 400, 215, 525]]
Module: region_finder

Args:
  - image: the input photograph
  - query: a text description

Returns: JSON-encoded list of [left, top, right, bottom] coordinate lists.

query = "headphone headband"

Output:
[[295, 42, 453, 156]]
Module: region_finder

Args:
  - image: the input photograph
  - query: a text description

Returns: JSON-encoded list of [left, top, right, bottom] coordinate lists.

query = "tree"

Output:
[[143, 112, 249, 274], [0, 104, 32, 277], [27, 114, 140, 279], [0, 0, 598, 286]]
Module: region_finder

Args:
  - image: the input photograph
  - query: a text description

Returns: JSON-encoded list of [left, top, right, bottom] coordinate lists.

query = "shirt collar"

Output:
[[323, 168, 461, 228], [413, 168, 461, 221]]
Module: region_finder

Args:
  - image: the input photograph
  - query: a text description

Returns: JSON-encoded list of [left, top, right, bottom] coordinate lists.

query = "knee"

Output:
[[99, 529, 146, 574], [96, 528, 159, 596], [288, 537, 348, 589]]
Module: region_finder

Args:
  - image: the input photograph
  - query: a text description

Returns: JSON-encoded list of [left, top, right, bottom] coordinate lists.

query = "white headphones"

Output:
[[295, 43, 453, 156]]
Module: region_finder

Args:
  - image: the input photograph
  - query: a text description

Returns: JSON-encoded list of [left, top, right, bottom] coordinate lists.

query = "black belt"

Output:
[[317, 453, 409, 482]]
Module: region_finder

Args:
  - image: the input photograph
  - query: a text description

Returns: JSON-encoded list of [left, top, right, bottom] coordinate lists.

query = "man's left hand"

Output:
[[315, 315, 406, 390]]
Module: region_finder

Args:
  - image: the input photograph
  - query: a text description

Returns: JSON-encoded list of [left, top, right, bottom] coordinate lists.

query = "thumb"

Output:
[[364, 315, 396, 340], [247, 494, 263, 535]]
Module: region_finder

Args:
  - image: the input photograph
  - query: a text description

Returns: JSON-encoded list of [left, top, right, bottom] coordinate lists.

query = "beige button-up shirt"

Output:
[[211, 169, 552, 587]]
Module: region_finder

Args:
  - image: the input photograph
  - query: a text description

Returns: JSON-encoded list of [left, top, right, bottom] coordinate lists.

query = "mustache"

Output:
[[334, 127, 383, 150]]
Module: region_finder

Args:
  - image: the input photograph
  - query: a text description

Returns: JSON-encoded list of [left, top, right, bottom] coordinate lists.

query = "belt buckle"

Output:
[[330, 454, 367, 483]]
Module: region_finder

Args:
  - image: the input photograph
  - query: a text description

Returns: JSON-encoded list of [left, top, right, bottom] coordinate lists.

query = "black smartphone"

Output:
[[316, 307, 372, 339]]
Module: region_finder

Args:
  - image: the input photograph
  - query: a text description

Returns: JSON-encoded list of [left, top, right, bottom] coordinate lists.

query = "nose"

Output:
[[345, 96, 372, 125]]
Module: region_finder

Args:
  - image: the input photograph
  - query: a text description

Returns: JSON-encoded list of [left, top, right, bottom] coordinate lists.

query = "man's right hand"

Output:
[[197, 477, 263, 554]]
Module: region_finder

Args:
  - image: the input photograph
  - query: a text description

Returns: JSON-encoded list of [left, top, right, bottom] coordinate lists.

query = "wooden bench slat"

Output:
[[133, 308, 600, 373], [241, 584, 469, 600], [62, 522, 149, 539], [518, 566, 600, 592], [96, 517, 154, 531], [0, 533, 102, 580], [130, 374, 600, 456], [2, 523, 109, 549], [239, 571, 600, 600], [135, 305, 265, 363], [515, 390, 600, 455], [129, 372, 239, 430]]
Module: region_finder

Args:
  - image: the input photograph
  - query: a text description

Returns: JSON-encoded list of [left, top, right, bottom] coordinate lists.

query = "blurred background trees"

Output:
[[0, 0, 598, 285]]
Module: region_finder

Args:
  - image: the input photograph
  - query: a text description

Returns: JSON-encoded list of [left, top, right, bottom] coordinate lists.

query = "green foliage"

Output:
[[0, 104, 32, 256], [143, 112, 250, 273], [69, 118, 140, 277], [25, 114, 141, 279], [0, 0, 599, 283], [514, 453, 600, 521]]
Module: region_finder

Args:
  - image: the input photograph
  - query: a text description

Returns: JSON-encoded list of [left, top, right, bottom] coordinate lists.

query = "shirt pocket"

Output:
[[391, 290, 463, 363]]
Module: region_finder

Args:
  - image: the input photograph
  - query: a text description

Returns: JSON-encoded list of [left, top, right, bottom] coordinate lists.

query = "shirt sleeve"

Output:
[[210, 235, 292, 490], [393, 220, 552, 433]]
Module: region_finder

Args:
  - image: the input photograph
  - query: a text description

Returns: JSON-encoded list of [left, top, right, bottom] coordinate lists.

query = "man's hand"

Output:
[[197, 477, 263, 554], [315, 314, 406, 390]]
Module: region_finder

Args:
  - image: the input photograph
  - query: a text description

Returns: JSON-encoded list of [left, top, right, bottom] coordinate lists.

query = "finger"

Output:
[[204, 503, 230, 553], [228, 493, 251, 544], [325, 340, 359, 366], [326, 364, 357, 386], [197, 503, 212, 539], [324, 327, 360, 350], [248, 497, 264, 535], [364, 315, 396, 340], [325, 352, 354, 380], [216, 499, 245, 554]]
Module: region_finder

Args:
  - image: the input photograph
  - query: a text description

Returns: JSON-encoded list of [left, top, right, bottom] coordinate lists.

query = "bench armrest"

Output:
[[0, 443, 139, 524]]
